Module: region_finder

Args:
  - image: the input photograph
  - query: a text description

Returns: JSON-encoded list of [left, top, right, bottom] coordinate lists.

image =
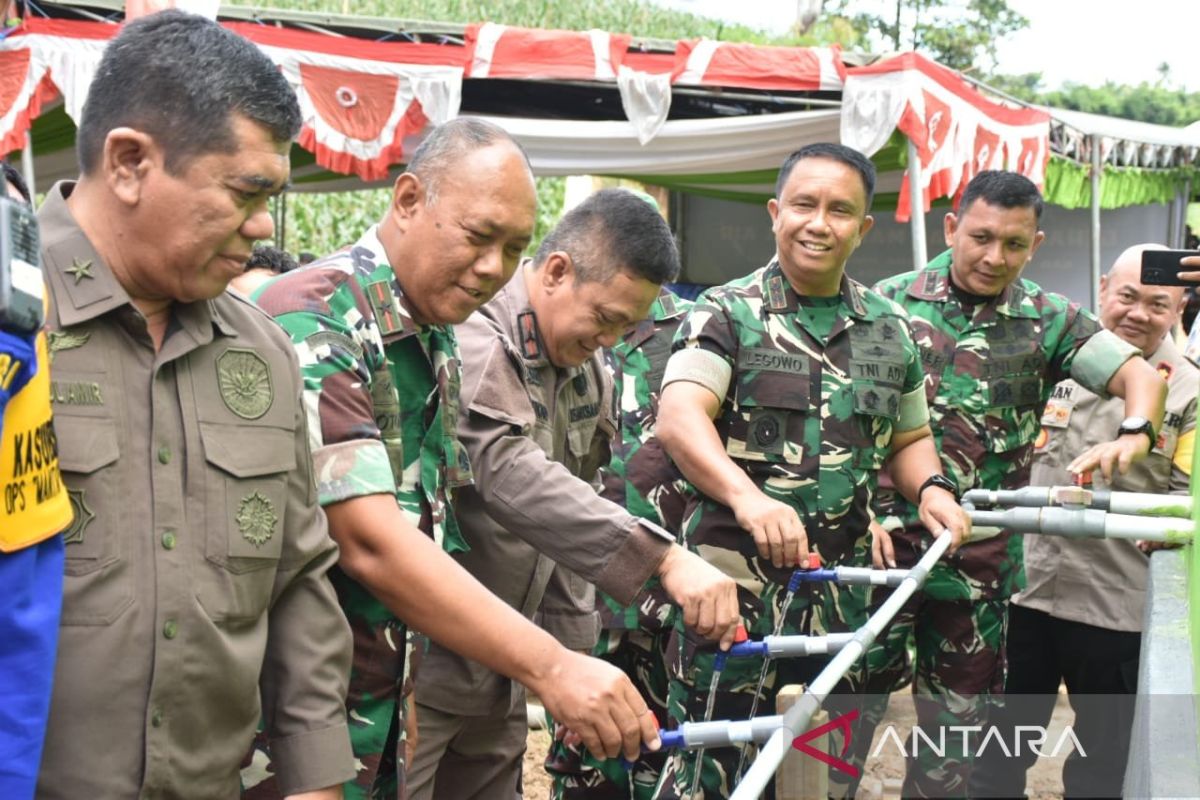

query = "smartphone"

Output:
[[0, 196, 43, 334], [1140, 248, 1200, 287]]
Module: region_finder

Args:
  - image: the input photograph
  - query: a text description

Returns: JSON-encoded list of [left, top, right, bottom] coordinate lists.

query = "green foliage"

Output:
[[1040, 82, 1200, 128], [829, 0, 1027, 73], [226, 0, 780, 43], [275, 187, 391, 257]]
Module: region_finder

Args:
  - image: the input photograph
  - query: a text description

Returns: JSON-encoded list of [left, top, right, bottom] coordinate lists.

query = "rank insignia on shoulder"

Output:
[[659, 293, 677, 317], [366, 280, 403, 336], [518, 311, 542, 359], [767, 274, 788, 310]]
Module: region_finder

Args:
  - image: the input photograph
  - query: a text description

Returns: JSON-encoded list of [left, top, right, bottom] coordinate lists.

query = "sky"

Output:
[[649, 0, 1200, 92]]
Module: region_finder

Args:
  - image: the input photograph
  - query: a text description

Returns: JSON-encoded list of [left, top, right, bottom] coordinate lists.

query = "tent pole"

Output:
[[21, 139, 35, 198], [1089, 134, 1102, 312], [907, 137, 927, 270]]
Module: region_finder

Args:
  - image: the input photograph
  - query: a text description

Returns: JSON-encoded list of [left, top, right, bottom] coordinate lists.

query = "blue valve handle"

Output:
[[727, 640, 769, 658], [792, 568, 839, 583], [786, 569, 806, 592], [619, 728, 688, 769]]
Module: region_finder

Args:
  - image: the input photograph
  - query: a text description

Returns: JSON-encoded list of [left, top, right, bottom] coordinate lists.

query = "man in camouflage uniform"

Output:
[[652, 143, 969, 800], [970, 244, 1197, 798], [409, 189, 739, 800], [544, 284, 693, 800], [251, 121, 679, 799], [856, 171, 1167, 798]]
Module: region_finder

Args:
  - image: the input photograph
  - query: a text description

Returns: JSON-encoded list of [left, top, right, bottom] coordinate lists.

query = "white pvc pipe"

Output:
[[730, 531, 954, 800]]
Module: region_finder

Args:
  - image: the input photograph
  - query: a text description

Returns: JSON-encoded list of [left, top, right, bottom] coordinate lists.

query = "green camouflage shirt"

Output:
[[253, 226, 471, 552], [873, 249, 1139, 600], [597, 288, 692, 633], [668, 261, 926, 596]]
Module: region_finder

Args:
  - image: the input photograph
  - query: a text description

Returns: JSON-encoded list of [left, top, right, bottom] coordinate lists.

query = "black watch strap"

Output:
[[918, 474, 958, 501]]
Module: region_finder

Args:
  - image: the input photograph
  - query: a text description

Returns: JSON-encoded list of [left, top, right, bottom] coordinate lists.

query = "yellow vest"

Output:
[[0, 330, 71, 551]]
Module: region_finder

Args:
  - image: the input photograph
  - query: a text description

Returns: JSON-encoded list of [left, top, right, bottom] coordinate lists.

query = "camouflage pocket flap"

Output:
[[734, 370, 809, 411], [852, 382, 900, 420], [984, 374, 1042, 409]]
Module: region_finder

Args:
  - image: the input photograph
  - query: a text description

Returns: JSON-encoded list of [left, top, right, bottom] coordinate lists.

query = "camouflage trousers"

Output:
[[651, 577, 869, 800], [545, 627, 673, 800], [243, 567, 417, 800], [839, 593, 1008, 799]]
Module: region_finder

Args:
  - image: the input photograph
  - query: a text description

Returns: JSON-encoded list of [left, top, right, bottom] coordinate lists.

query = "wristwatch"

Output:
[[1117, 416, 1155, 443], [918, 474, 958, 502]]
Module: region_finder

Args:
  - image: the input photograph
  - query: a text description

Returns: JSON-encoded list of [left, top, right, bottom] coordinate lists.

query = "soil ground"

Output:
[[522, 688, 1075, 799]]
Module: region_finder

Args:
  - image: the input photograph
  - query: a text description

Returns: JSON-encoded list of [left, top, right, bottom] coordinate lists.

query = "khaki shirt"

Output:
[[1014, 337, 1198, 632], [36, 184, 353, 798], [416, 265, 673, 716]]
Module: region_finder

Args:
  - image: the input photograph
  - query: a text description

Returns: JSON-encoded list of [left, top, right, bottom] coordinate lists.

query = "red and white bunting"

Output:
[[841, 52, 1050, 222], [673, 39, 845, 92], [0, 19, 461, 181], [464, 23, 630, 81]]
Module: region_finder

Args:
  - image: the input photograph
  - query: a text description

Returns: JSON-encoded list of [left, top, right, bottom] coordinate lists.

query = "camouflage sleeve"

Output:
[[1045, 301, 1136, 396], [886, 307, 929, 432], [273, 309, 396, 506], [661, 292, 737, 398]]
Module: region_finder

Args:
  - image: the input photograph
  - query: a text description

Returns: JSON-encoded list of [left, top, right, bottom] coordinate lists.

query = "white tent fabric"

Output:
[[475, 108, 842, 177]]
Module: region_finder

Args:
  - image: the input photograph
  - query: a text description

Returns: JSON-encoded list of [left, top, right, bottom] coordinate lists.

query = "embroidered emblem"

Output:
[[236, 491, 278, 547], [62, 488, 95, 545], [216, 349, 273, 419], [1157, 360, 1174, 382], [518, 311, 542, 359], [64, 258, 94, 285], [47, 330, 90, 361]]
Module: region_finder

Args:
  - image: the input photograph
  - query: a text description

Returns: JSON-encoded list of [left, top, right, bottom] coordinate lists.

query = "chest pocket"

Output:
[[848, 322, 905, 469], [725, 357, 810, 464], [199, 423, 294, 621], [981, 335, 1046, 453], [55, 414, 134, 625]]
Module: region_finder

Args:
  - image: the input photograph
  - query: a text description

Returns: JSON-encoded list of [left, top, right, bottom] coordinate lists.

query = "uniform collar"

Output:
[[39, 181, 235, 340], [352, 225, 423, 343], [493, 259, 549, 367], [908, 249, 1039, 320], [760, 259, 870, 320]]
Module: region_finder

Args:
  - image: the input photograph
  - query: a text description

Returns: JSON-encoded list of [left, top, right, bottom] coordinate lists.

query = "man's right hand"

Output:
[[730, 489, 809, 569], [655, 544, 741, 648], [534, 648, 661, 762]]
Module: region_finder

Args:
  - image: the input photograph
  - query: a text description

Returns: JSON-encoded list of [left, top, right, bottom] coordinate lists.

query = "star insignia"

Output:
[[65, 257, 94, 284]]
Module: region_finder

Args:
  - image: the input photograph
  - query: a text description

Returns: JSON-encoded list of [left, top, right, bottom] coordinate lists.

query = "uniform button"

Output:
[[157, 445, 171, 465], [163, 620, 178, 640], [150, 708, 163, 727], [161, 531, 176, 550]]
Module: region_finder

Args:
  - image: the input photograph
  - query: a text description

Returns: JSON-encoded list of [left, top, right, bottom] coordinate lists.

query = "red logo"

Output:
[[790, 709, 861, 778]]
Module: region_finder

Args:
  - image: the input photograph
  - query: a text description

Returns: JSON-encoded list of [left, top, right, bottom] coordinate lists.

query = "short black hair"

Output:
[[959, 170, 1044, 221], [245, 245, 298, 275], [533, 188, 679, 285], [775, 143, 876, 211], [407, 117, 530, 205], [1, 162, 30, 205], [77, 10, 301, 175]]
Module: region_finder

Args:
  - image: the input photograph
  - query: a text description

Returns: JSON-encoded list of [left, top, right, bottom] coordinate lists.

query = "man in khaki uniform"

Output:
[[409, 189, 740, 799], [971, 244, 1197, 798], [36, 12, 353, 799]]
